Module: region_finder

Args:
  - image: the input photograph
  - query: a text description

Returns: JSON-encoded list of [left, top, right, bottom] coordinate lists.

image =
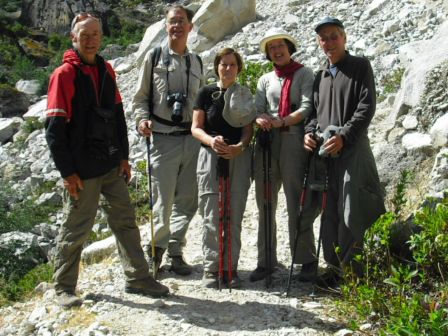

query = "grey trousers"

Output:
[[197, 146, 251, 272], [321, 157, 365, 277], [254, 126, 318, 268], [53, 167, 149, 294], [150, 133, 200, 256]]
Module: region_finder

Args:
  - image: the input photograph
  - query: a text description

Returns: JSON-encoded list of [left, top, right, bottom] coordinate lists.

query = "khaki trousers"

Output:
[[53, 167, 149, 294], [197, 146, 251, 272], [149, 133, 200, 256], [254, 126, 318, 268]]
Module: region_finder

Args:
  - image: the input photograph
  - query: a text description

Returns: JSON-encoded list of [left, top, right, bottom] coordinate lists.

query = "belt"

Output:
[[153, 130, 191, 136], [280, 126, 290, 132]]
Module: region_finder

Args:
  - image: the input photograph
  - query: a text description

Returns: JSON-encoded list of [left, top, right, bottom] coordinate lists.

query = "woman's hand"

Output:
[[210, 135, 228, 156], [220, 143, 243, 159], [255, 113, 274, 130]]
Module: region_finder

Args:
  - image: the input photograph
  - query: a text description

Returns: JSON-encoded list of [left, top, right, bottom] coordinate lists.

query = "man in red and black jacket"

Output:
[[45, 13, 168, 308]]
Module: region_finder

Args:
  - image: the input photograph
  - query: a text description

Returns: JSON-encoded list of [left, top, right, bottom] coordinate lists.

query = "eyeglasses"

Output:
[[219, 63, 238, 69], [166, 18, 189, 26], [71, 12, 101, 31], [318, 33, 342, 43]]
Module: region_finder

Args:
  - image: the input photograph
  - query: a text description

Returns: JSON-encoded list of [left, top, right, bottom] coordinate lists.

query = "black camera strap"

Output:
[[147, 46, 196, 129], [162, 46, 191, 100]]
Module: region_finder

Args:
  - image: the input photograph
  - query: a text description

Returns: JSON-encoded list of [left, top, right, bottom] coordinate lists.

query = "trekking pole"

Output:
[[146, 137, 157, 278], [260, 130, 272, 288], [285, 151, 313, 296], [226, 173, 232, 292], [218, 165, 225, 291], [311, 158, 330, 297], [217, 157, 230, 291]]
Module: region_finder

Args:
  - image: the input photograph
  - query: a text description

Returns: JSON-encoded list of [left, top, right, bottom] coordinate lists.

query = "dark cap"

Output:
[[314, 17, 344, 33]]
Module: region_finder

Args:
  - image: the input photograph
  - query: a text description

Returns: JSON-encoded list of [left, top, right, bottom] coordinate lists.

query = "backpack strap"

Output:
[[148, 46, 162, 118], [147, 46, 193, 129]]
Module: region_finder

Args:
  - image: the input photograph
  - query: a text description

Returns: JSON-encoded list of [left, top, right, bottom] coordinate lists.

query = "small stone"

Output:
[[360, 323, 372, 331], [334, 329, 354, 336], [302, 301, 322, 309]]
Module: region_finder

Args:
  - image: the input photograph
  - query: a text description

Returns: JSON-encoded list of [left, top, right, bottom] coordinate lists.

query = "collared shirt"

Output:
[[133, 46, 204, 132]]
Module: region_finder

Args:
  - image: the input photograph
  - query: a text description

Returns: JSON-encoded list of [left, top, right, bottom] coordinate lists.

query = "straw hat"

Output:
[[259, 27, 298, 53]]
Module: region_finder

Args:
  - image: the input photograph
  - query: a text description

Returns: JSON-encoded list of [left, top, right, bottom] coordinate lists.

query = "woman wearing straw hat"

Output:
[[192, 48, 255, 289], [250, 28, 319, 283]]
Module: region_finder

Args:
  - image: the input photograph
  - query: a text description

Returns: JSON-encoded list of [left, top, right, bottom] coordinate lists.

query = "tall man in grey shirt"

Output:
[[133, 5, 203, 275]]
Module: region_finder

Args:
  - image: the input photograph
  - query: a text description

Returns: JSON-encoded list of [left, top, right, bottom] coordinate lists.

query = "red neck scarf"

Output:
[[274, 60, 303, 118]]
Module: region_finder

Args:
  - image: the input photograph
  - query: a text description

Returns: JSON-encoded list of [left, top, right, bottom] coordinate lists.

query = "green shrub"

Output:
[[0, 0, 21, 12], [22, 117, 45, 134], [129, 160, 152, 225], [378, 67, 405, 102], [409, 199, 448, 277], [0, 184, 59, 234], [0, 263, 54, 306], [238, 61, 273, 94], [337, 171, 448, 335], [103, 19, 146, 47]]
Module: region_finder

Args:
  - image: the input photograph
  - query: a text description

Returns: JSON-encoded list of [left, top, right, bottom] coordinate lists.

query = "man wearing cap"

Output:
[[250, 28, 319, 283], [304, 17, 385, 288]]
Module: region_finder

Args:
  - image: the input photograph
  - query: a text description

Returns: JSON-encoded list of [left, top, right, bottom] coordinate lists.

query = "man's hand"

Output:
[[138, 119, 152, 137], [63, 174, 83, 200], [323, 134, 344, 156], [304, 133, 317, 152], [119, 160, 132, 184]]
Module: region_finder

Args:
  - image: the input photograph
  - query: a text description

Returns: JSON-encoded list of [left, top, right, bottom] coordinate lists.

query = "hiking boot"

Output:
[[202, 271, 218, 288], [315, 270, 342, 289], [249, 266, 274, 282], [297, 261, 318, 282], [225, 270, 242, 289], [169, 256, 193, 276], [148, 246, 165, 275], [56, 291, 83, 308], [125, 276, 169, 297]]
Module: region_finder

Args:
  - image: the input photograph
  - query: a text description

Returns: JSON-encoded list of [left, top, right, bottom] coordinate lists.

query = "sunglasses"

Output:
[[71, 12, 101, 31]]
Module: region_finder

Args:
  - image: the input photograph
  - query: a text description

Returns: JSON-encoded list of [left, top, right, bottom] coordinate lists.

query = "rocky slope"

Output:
[[0, 0, 448, 335]]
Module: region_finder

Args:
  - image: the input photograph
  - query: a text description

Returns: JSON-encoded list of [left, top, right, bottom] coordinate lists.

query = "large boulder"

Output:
[[389, 21, 448, 129], [0, 231, 46, 280], [20, 0, 109, 35], [0, 119, 15, 143], [134, 20, 168, 69], [0, 86, 29, 118], [189, 0, 256, 52], [0, 118, 22, 144]]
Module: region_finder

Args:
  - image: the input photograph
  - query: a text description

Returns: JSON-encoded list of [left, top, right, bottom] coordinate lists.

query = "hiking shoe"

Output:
[[249, 266, 274, 282], [315, 270, 342, 289], [125, 276, 169, 297], [148, 246, 165, 275], [56, 291, 83, 308], [297, 261, 318, 282], [225, 271, 242, 289], [202, 271, 218, 288], [169, 256, 193, 276]]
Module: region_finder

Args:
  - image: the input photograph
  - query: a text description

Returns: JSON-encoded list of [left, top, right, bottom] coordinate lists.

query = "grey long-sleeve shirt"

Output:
[[255, 65, 314, 119]]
